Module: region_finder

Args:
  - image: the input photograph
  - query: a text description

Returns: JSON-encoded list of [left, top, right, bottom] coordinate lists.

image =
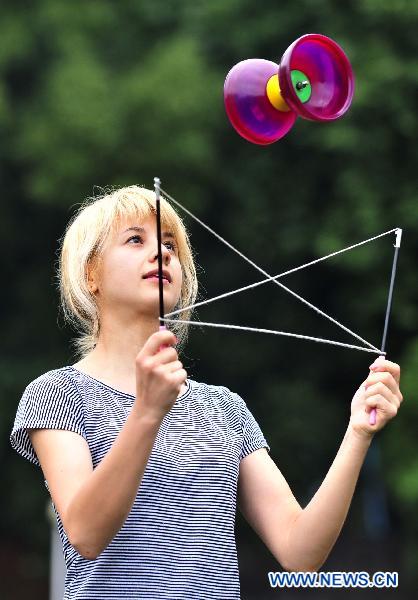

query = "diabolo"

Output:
[[224, 34, 354, 144]]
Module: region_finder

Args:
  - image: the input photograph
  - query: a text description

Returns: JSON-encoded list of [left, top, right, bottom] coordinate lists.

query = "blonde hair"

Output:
[[57, 185, 198, 359]]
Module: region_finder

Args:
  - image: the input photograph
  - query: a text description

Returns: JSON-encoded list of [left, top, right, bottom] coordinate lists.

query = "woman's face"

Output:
[[90, 214, 183, 321]]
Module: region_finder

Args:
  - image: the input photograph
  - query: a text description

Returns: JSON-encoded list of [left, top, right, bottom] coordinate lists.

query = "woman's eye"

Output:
[[127, 235, 143, 244], [126, 235, 176, 252], [164, 241, 177, 252]]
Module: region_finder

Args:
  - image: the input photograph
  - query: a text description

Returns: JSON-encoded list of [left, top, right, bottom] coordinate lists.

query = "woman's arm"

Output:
[[30, 411, 163, 560], [281, 424, 372, 571], [30, 329, 186, 560], [238, 358, 402, 572]]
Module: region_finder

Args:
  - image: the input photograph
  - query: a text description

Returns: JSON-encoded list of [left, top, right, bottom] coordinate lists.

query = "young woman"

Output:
[[10, 185, 403, 599]]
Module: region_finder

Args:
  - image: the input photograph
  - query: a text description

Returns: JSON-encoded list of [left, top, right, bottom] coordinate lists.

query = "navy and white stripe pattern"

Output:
[[10, 366, 270, 599]]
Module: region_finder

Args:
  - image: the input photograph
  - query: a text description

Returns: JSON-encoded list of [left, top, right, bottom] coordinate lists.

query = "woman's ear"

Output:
[[86, 257, 99, 294]]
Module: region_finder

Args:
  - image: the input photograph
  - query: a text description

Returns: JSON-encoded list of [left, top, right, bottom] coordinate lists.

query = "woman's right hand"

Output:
[[133, 329, 187, 421]]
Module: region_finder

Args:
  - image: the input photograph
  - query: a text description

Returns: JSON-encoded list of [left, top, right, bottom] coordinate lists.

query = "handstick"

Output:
[[369, 228, 402, 425], [154, 177, 166, 335]]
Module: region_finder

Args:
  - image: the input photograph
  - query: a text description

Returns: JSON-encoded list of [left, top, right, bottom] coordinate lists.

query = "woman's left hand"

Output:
[[349, 357, 403, 439]]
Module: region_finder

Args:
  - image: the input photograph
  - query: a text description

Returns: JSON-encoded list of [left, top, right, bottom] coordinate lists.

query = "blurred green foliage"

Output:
[[1, 0, 417, 597]]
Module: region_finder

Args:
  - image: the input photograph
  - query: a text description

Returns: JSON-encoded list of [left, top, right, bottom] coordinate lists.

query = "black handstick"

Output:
[[154, 177, 165, 328], [369, 228, 402, 425]]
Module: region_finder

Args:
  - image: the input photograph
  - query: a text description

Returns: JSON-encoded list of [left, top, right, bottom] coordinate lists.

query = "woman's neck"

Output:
[[72, 316, 186, 397], [74, 317, 158, 394]]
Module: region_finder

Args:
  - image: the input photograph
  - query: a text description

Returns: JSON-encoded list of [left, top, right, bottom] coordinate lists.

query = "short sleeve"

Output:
[[10, 371, 86, 467], [237, 395, 270, 460]]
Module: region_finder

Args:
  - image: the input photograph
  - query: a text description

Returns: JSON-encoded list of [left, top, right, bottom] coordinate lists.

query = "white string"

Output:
[[161, 318, 385, 355], [162, 188, 384, 352], [166, 228, 398, 318]]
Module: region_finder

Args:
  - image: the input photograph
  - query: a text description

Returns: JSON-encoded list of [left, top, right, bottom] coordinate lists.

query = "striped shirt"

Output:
[[10, 366, 270, 599]]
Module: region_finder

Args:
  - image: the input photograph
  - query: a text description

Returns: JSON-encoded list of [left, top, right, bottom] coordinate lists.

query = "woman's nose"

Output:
[[152, 242, 170, 264]]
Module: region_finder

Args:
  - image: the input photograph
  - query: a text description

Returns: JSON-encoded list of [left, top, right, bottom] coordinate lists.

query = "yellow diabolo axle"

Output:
[[266, 74, 291, 112]]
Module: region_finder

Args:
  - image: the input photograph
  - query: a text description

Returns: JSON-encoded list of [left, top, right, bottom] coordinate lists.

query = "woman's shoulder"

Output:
[[188, 377, 243, 406], [18, 366, 86, 415], [10, 366, 87, 467], [23, 365, 79, 395]]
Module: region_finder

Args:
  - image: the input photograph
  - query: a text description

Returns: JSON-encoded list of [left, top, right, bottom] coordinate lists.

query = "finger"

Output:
[[154, 359, 186, 374], [365, 395, 398, 418], [157, 359, 183, 374], [365, 381, 400, 407], [167, 368, 188, 388], [365, 372, 399, 397], [152, 346, 179, 366], [369, 359, 400, 384], [142, 330, 177, 356]]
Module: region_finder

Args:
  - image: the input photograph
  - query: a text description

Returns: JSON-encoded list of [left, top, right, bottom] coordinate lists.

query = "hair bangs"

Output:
[[107, 188, 187, 260]]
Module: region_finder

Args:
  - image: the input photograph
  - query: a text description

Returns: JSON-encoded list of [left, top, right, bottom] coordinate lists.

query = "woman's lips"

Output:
[[144, 275, 170, 284]]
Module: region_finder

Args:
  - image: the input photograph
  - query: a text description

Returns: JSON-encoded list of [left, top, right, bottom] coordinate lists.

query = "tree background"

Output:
[[0, 1, 417, 598]]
